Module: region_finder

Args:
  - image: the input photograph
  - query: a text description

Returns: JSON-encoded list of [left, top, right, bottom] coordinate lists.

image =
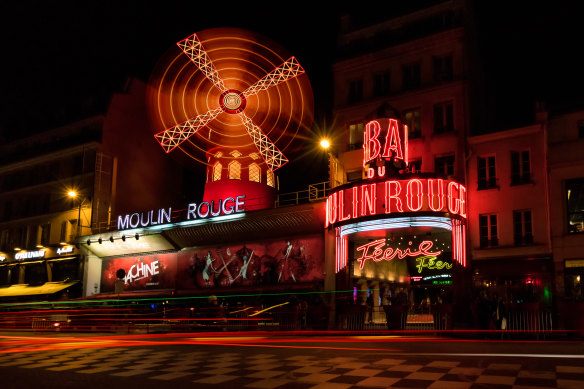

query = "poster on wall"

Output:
[[101, 253, 177, 292], [176, 235, 323, 289]]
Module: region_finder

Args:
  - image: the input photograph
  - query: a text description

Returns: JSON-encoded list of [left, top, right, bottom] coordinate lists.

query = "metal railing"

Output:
[[275, 181, 329, 207]]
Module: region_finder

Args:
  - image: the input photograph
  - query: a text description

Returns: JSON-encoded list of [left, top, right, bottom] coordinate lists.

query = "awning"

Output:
[[0, 281, 79, 297]]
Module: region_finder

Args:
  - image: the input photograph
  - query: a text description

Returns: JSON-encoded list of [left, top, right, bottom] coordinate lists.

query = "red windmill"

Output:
[[147, 28, 314, 210]]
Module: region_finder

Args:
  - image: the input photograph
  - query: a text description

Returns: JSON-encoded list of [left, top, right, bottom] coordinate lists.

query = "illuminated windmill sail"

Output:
[[153, 33, 305, 172]]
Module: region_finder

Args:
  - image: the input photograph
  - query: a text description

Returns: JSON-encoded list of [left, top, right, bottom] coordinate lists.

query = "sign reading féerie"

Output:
[[117, 195, 246, 230]]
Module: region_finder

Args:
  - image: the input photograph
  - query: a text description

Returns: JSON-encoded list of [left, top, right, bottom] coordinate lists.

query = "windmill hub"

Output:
[[220, 89, 246, 114]]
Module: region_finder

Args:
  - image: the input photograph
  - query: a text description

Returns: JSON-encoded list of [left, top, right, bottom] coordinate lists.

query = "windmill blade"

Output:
[[242, 57, 304, 98], [154, 108, 223, 153], [239, 112, 288, 171], [177, 33, 227, 93]]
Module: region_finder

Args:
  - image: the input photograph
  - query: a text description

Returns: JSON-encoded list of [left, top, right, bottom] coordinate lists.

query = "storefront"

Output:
[[0, 246, 82, 301], [325, 118, 468, 328]]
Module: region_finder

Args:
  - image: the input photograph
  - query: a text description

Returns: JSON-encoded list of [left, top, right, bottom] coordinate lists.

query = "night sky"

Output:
[[1, 2, 582, 143]]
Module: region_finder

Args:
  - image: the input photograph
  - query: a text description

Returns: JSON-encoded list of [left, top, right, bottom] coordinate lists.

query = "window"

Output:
[[403, 109, 421, 139], [349, 122, 364, 149], [0, 230, 9, 251], [578, 120, 584, 139], [433, 101, 454, 134], [402, 62, 421, 90], [433, 54, 453, 82], [348, 79, 363, 103], [373, 71, 390, 97], [511, 150, 531, 185], [478, 156, 497, 189], [40, 224, 51, 246], [266, 170, 275, 188], [479, 214, 498, 248], [228, 161, 241, 180], [249, 163, 261, 183], [27, 225, 39, 248], [60, 220, 72, 243], [407, 159, 422, 173], [212, 162, 222, 181], [564, 259, 584, 299], [435, 155, 455, 177], [567, 178, 584, 233], [346, 170, 362, 183], [513, 210, 533, 245]]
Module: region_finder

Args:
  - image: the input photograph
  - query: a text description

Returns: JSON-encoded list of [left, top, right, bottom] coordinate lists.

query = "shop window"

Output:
[[435, 155, 455, 177], [479, 214, 498, 248], [513, 210, 533, 245], [402, 62, 421, 90], [373, 71, 390, 97], [433, 101, 454, 134], [0, 266, 9, 286], [266, 170, 275, 187], [433, 54, 453, 82], [24, 262, 46, 286], [249, 163, 261, 183], [511, 150, 531, 185], [565, 259, 584, 299], [349, 122, 364, 149], [212, 162, 222, 181], [40, 223, 51, 246], [567, 177, 584, 233], [51, 260, 79, 282], [348, 79, 363, 103], [478, 155, 497, 189], [403, 108, 421, 139]]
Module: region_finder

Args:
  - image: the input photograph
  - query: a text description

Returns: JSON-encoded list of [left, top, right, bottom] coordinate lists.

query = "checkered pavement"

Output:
[[1, 342, 583, 388]]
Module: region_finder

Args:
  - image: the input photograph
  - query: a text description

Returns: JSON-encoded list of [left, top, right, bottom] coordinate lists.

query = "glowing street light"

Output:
[[67, 190, 77, 198], [320, 139, 330, 150]]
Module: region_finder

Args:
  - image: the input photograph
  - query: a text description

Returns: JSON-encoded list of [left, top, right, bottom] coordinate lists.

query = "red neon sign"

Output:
[[363, 118, 408, 177], [355, 239, 443, 270], [326, 178, 466, 227]]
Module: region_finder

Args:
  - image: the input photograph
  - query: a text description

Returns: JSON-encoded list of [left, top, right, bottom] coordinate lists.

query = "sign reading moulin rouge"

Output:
[[326, 178, 466, 227], [117, 195, 246, 230]]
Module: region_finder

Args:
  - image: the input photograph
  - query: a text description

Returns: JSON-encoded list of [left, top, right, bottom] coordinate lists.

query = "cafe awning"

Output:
[[0, 281, 79, 297]]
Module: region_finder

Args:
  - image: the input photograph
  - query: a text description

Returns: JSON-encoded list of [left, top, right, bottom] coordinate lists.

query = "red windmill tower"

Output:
[[147, 28, 314, 210]]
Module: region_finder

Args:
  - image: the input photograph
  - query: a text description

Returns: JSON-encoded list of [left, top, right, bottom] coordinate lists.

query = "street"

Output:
[[1, 332, 583, 388]]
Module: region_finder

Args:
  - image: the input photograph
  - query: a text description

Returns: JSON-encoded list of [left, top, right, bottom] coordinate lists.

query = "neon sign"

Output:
[[355, 239, 442, 270], [57, 246, 74, 255], [363, 118, 408, 178], [415, 256, 452, 274], [117, 195, 245, 230], [15, 250, 46, 260], [326, 178, 466, 227], [124, 260, 160, 284]]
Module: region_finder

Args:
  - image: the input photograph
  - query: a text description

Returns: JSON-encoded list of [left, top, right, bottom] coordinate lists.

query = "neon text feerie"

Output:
[[325, 178, 466, 227], [355, 239, 442, 269]]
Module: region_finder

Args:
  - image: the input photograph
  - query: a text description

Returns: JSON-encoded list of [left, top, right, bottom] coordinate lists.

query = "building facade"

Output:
[[0, 78, 184, 301]]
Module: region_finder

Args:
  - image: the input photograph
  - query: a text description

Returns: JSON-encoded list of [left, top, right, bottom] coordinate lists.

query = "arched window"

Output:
[[249, 163, 261, 183], [212, 162, 222, 181], [266, 169, 275, 187], [228, 161, 241, 180]]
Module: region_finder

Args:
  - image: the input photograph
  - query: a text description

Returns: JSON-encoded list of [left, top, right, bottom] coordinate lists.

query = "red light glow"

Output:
[[355, 239, 443, 270], [326, 178, 466, 228]]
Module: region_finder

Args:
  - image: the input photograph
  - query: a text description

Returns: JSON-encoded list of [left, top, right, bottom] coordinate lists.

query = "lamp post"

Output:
[[67, 190, 84, 238]]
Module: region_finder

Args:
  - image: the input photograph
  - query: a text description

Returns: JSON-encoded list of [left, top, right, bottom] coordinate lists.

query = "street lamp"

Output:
[[320, 138, 331, 150], [67, 189, 85, 238]]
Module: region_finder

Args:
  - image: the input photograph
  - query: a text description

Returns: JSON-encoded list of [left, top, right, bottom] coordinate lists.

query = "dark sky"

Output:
[[1, 1, 583, 141]]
